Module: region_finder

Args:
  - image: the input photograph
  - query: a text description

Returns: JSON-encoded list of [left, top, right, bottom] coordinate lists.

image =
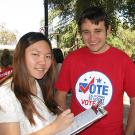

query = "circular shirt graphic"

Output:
[[75, 71, 113, 109]]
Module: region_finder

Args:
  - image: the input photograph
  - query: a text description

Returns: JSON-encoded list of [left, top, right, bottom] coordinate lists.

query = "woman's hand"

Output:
[[51, 109, 74, 133], [29, 109, 74, 135]]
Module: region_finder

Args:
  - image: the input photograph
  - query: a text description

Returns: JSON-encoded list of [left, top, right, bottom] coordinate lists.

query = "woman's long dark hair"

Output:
[[12, 32, 59, 125]]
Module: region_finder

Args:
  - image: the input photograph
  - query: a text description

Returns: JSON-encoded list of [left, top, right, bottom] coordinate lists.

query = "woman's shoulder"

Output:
[[0, 81, 18, 108], [0, 82, 15, 104], [0, 81, 11, 91], [0, 80, 12, 89], [0, 82, 21, 123]]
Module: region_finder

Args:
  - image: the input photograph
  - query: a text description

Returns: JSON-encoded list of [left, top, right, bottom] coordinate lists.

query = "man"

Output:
[[54, 6, 135, 135]]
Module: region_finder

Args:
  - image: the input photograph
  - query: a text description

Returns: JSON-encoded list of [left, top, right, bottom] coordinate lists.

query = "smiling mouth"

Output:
[[90, 42, 98, 45], [35, 68, 45, 71], [86, 42, 98, 46], [89, 42, 98, 45]]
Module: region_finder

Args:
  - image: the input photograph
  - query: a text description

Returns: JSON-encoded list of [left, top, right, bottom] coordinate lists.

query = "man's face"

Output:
[[81, 19, 111, 54]]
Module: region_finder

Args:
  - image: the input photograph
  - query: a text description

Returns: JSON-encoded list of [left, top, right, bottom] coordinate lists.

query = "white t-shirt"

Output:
[[0, 81, 57, 135]]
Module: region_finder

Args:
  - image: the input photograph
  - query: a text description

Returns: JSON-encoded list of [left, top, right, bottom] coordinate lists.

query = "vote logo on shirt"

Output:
[[75, 71, 113, 109]]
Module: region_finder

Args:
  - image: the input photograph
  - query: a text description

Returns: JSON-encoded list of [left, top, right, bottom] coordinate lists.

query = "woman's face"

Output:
[[25, 40, 52, 79]]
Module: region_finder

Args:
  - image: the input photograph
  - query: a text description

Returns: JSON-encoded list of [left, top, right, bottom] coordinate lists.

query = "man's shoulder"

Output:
[[109, 46, 133, 65], [110, 46, 129, 57], [66, 47, 87, 57]]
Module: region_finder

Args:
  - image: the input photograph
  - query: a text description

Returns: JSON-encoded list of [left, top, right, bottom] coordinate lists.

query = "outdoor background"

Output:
[[0, 0, 134, 59], [0, 0, 134, 130]]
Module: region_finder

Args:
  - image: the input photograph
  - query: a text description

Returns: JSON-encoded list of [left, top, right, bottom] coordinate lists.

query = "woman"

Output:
[[0, 49, 13, 84], [0, 32, 74, 135]]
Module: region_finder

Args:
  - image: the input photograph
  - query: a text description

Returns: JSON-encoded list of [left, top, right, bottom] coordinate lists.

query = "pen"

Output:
[[57, 105, 64, 112], [91, 99, 102, 114]]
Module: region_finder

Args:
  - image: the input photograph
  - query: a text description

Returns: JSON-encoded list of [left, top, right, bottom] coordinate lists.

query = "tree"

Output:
[[48, 0, 135, 32], [47, 0, 135, 55], [108, 25, 135, 56], [0, 24, 17, 45], [119, 0, 135, 30]]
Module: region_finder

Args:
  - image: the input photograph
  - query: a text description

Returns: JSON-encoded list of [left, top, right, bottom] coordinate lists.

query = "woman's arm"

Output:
[[0, 109, 74, 135], [30, 109, 74, 135], [0, 122, 20, 135]]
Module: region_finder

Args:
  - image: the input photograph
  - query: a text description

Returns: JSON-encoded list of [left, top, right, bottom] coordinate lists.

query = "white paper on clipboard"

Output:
[[56, 107, 108, 135]]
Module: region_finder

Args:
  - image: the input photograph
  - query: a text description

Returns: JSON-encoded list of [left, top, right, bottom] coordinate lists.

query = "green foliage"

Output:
[[48, 0, 135, 33], [108, 36, 124, 50], [48, 9, 61, 24], [119, 0, 135, 30], [108, 26, 135, 57], [57, 20, 77, 48], [47, 0, 135, 55], [0, 24, 17, 45]]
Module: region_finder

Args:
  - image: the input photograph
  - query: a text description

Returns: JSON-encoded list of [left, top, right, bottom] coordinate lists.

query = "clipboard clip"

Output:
[[91, 99, 102, 114]]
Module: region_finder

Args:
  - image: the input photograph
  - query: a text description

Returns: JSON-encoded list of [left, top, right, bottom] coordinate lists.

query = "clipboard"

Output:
[[56, 103, 108, 135]]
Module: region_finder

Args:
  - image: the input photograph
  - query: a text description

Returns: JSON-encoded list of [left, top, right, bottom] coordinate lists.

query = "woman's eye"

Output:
[[46, 55, 52, 59], [32, 53, 39, 56]]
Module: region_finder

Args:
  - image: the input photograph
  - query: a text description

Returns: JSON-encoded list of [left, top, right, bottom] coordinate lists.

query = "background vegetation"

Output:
[[0, 0, 134, 59], [0, 24, 17, 45], [47, 0, 135, 57]]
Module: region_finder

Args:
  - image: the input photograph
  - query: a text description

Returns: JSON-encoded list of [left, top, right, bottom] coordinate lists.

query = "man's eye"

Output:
[[82, 31, 89, 34], [95, 30, 102, 33]]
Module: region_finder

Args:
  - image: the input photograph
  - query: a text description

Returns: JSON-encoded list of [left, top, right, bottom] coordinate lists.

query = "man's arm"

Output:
[[125, 97, 135, 135], [54, 90, 68, 110]]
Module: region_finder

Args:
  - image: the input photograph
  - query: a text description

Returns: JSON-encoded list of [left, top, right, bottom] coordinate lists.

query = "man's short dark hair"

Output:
[[78, 6, 110, 31]]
